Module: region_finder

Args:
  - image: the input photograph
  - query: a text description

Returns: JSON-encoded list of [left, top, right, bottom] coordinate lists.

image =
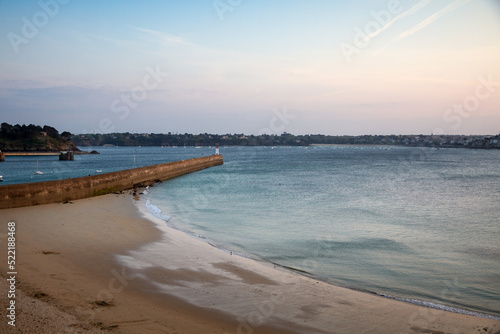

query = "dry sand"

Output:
[[0, 193, 499, 333]]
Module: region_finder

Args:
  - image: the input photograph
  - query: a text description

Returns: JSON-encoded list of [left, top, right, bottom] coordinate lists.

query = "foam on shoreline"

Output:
[[145, 199, 171, 222], [377, 293, 500, 321]]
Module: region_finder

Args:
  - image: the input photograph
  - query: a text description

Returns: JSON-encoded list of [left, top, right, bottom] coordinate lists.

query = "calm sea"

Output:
[[2, 146, 499, 318]]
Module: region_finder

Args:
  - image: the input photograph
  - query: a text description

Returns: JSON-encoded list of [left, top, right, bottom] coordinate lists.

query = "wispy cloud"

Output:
[[365, 0, 432, 43], [371, 0, 472, 57], [392, 0, 472, 43], [89, 34, 142, 49], [130, 26, 194, 46]]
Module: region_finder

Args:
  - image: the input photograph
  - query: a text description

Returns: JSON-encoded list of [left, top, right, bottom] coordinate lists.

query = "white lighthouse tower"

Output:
[[215, 145, 220, 155]]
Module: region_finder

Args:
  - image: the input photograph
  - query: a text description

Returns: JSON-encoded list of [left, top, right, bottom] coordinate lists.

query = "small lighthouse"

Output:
[[215, 145, 220, 155]]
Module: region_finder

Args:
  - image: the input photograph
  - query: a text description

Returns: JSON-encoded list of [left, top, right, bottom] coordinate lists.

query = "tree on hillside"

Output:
[[43, 125, 59, 138], [0, 123, 44, 139], [61, 131, 72, 139]]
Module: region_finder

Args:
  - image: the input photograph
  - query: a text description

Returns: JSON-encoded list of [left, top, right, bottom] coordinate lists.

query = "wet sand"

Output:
[[0, 193, 498, 333]]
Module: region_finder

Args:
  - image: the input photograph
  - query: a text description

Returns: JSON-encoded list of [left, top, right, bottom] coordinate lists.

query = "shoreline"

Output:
[[121, 194, 500, 332], [142, 197, 500, 322], [1, 194, 499, 333]]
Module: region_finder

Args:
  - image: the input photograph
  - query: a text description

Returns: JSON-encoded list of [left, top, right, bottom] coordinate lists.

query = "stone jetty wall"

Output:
[[0, 155, 223, 210]]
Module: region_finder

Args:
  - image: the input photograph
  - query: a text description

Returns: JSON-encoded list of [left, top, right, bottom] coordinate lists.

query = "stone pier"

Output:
[[0, 155, 224, 210]]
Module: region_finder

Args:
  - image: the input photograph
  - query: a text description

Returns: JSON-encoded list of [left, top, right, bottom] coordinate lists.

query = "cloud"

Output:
[[129, 26, 194, 46], [365, 0, 433, 43], [88, 34, 141, 49], [371, 0, 472, 57], [392, 0, 472, 43]]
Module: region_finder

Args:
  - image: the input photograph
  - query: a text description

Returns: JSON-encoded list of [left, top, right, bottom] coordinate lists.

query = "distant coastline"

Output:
[[72, 132, 500, 150], [2, 122, 499, 151]]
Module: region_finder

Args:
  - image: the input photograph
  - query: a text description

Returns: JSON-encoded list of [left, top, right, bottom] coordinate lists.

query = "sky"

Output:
[[0, 0, 499, 136]]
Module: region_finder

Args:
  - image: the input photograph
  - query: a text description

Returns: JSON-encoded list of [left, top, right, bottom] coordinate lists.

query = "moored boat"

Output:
[[33, 160, 44, 175]]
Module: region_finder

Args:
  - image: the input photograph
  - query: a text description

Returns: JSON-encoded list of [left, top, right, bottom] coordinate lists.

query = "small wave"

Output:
[[377, 293, 500, 320], [145, 200, 171, 222]]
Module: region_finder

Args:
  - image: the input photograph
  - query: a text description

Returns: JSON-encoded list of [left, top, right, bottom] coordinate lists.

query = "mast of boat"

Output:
[[34, 160, 44, 175]]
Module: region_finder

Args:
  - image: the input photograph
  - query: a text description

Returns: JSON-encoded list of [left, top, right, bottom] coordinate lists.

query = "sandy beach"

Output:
[[1, 193, 499, 334]]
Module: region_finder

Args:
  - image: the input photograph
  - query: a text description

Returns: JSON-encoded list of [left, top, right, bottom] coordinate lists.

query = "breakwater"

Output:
[[0, 155, 223, 210]]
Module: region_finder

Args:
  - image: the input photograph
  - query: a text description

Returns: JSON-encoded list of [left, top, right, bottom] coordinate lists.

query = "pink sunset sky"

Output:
[[1, 0, 499, 135]]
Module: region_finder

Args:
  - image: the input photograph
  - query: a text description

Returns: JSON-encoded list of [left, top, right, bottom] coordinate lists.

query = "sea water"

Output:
[[2, 146, 499, 318], [144, 146, 500, 318]]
